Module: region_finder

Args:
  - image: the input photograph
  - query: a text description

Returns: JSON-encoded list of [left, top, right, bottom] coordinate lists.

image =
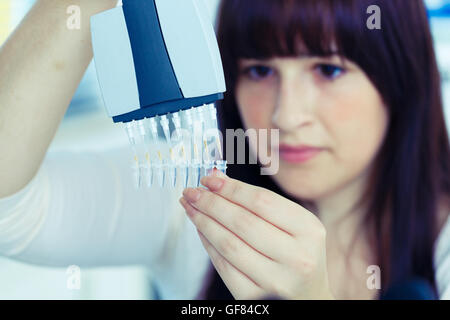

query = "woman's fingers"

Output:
[[180, 197, 281, 291], [197, 231, 266, 300], [182, 187, 294, 262], [199, 173, 316, 236]]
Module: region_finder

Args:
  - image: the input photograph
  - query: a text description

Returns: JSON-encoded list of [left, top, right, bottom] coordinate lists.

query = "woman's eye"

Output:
[[315, 64, 345, 80], [242, 65, 274, 80]]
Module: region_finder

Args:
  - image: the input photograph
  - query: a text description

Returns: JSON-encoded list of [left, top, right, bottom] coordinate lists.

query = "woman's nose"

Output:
[[271, 80, 315, 132]]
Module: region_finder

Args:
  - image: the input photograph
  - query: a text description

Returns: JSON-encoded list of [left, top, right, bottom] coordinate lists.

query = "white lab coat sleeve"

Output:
[[0, 146, 180, 270], [150, 202, 212, 299]]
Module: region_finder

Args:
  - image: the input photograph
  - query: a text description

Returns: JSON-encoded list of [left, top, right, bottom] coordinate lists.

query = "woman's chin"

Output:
[[270, 173, 329, 202]]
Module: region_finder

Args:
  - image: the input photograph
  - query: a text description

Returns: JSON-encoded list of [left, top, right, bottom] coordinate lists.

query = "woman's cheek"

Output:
[[236, 81, 276, 130], [320, 84, 388, 169]]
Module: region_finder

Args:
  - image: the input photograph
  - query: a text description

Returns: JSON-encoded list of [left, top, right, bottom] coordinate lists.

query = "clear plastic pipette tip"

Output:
[[137, 120, 146, 136], [145, 153, 152, 187], [172, 112, 181, 130], [125, 121, 137, 145], [147, 117, 156, 136], [159, 115, 171, 144], [132, 156, 141, 189]]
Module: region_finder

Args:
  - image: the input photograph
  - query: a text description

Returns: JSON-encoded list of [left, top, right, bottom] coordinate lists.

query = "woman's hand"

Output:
[[179, 171, 334, 300]]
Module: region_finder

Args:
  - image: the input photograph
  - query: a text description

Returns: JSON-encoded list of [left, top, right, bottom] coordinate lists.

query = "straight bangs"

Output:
[[219, 0, 367, 63]]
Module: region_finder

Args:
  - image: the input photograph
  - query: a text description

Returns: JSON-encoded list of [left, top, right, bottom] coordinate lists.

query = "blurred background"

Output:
[[0, 0, 449, 299]]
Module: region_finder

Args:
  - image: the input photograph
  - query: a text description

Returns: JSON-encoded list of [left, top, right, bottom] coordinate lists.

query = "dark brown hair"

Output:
[[204, 0, 450, 299]]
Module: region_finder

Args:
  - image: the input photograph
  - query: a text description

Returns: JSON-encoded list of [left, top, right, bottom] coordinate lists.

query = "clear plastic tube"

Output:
[[155, 162, 165, 188], [203, 161, 215, 179], [123, 104, 226, 189], [178, 161, 189, 188], [215, 159, 227, 175], [189, 161, 202, 188]]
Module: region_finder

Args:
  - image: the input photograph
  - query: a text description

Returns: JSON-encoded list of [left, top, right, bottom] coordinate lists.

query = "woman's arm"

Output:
[[0, 0, 117, 198], [0, 1, 211, 298]]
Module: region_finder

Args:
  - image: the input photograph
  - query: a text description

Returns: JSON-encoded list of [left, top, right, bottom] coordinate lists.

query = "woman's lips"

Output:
[[278, 144, 324, 164]]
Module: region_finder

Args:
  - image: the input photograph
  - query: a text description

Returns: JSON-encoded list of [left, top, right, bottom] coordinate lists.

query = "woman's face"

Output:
[[235, 55, 389, 201]]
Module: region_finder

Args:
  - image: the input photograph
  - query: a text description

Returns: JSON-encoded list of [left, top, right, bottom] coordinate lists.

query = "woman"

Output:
[[186, 0, 450, 299], [0, 0, 449, 300]]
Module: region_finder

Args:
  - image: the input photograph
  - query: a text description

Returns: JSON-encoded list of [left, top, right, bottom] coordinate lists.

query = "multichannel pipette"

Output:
[[91, 0, 227, 189]]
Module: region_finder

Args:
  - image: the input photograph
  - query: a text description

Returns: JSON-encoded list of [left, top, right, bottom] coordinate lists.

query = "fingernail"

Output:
[[212, 168, 227, 178], [201, 176, 224, 191], [182, 188, 201, 203]]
